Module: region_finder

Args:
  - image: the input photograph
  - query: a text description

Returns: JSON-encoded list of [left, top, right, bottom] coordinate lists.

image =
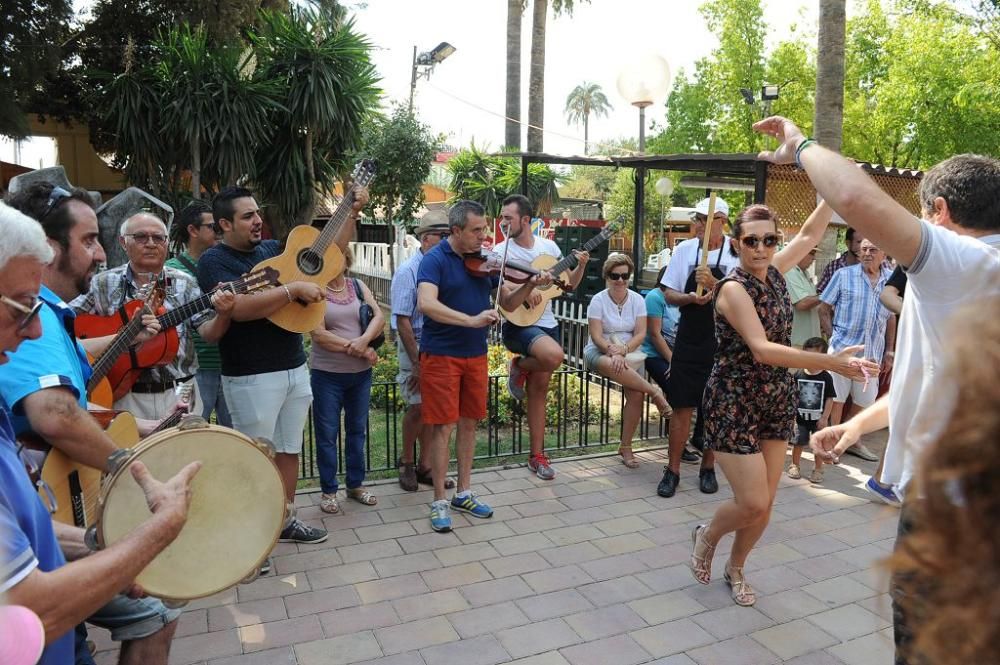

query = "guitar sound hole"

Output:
[[297, 249, 323, 276]]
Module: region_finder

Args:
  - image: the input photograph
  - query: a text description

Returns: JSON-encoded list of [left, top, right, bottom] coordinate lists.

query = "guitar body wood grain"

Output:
[[499, 254, 571, 327], [253, 225, 346, 334]]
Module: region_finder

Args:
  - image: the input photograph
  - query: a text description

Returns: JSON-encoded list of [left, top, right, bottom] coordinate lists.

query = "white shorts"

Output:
[[830, 362, 879, 408], [222, 364, 312, 454], [395, 339, 421, 406]]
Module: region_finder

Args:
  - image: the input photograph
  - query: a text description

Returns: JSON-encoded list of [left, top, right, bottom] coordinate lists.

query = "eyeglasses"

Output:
[[607, 271, 631, 281], [40, 186, 72, 221], [859, 247, 881, 254], [1, 294, 43, 332], [740, 234, 780, 249], [124, 233, 168, 245], [428, 231, 450, 238]]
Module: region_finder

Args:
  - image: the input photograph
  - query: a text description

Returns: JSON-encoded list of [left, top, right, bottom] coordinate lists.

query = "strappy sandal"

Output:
[[618, 445, 641, 468], [690, 524, 716, 584], [650, 386, 673, 418], [319, 493, 340, 514], [724, 563, 756, 606], [346, 487, 377, 506]]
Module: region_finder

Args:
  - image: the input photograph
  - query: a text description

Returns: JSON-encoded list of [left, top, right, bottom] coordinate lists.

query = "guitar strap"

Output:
[[176, 253, 198, 275]]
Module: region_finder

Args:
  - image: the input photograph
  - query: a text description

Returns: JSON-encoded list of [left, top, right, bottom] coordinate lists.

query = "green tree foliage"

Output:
[[0, 0, 74, 137], [447, 144, 563, 218], [357, 106, 443, 226], [564, 82, 612, 155]]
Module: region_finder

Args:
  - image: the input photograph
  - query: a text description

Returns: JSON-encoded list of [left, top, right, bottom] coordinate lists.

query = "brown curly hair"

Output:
[[888, 295, 1000, 665]]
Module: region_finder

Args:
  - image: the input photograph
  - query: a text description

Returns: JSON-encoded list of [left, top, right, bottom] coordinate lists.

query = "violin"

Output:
[[463, 250, 571, 290]]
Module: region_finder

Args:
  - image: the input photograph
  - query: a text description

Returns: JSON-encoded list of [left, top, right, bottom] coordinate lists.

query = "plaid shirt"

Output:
[[820, 263, 893, 361], [71, 264, 213, 384], [817, 252, 893, 293]]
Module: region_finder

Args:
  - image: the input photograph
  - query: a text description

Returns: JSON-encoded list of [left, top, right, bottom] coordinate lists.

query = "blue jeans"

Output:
[[311, 367, 373, 494], [196, 369, 232, 427]]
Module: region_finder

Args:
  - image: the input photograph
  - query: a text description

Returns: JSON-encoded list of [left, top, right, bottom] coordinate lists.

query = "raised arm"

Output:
[[773, 200, 834, 274], [755, 117, 923, 266]]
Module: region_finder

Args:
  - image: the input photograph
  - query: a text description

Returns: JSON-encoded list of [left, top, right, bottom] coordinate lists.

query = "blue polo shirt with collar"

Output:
[[416, 240, 499, 358], [0, 285, 91, 436]]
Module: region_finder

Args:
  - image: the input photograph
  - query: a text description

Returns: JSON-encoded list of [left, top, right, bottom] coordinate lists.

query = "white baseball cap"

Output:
[[693, 197, 730, 218]]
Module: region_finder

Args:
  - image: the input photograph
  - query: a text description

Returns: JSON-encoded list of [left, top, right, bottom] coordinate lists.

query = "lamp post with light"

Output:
[[655, 176, 674, 253], [617, 54, 671, 273], [409, 42, 456, 113]]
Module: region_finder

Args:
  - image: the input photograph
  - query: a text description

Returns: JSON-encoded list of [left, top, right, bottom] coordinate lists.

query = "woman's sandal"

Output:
[[724, 563, 756, 607], [650, 386, 673, 419], [618, 446, 641, 468], [346, 488, 377, 506], [690, 524, 716, 584], [319, 493, 340, 514]]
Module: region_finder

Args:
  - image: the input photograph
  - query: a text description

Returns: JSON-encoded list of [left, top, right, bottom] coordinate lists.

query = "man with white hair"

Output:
[[71, 211, 234, 419]]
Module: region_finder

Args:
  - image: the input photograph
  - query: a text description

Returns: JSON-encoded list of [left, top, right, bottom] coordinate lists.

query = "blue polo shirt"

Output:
[[0, 285, 91, 436], [0, 403, 73, 665], [416, 240, 499, 358]]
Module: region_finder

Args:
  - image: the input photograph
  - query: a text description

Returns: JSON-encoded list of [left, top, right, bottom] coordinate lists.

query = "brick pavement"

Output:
[[90, 432, 898, 665]]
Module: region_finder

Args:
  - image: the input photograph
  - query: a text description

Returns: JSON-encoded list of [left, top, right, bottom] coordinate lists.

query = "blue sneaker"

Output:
[[430, 500, 452, 532], [865, 477, 901, 507], [451, 492, 493, 518]]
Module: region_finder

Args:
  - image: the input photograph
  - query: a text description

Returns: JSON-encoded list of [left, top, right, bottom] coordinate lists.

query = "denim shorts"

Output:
[[502, 323, 559, 356], [88, 595, 181, 641]]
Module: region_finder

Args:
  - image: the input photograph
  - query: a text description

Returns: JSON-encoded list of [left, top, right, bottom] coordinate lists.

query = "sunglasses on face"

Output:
[[40, 186, 72, 221], [740, 234, 780, 249], [607, 271, 631, 281], [1, 294, 44, 332], [125, 233, 168, 246]]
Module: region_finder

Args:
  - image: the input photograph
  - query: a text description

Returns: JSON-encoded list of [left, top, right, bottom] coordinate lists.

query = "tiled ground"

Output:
[[91, 431, 899, 665]]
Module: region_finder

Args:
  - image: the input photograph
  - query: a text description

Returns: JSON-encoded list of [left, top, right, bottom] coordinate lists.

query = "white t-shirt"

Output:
[[584, 288, 646, 355], [661, 236, 741, 292], [881, 220, 1000, 492], [493, 235, 563, 329]]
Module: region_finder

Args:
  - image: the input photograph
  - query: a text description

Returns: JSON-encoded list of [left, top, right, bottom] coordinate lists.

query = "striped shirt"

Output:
[[820, 263, 893, 361]]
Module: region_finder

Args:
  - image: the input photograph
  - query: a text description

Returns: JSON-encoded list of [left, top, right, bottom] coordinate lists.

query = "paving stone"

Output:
[[555, 506, 615, 526], [418, 633, 511, 665], [559, 634, 651, 665], [634, 563, 697, 593], [577, 575, 653, 606], [788, 552, 863, 582], [272, 548, 344, 575], [688, 635, 782, 665], [628, 590, 708, 625], [207, 646, 297, 665], [848, 567, 891, 593], [537, 542, 606, 566], [460, 575, 535, 607], [806, 603, 891, 641], [338, 538, 405, 564], [739, 565, 813, 595], [482, 551, 550, 578], [558, 492, 612, 511], [579, 553, 649, 581], [826, 630, 895, 665], [751, 618, 840, 660], [454, 522, 517, 543], [522, 564, 594, 594], [239, 616, 323, 653], [592, 533, 657, 556], [173, 609, 207, 637], [350, 654, 425, 665], [392, 588, 470, 622], [355, 572, 429, 604], [644, 656, 698, 665], [294, 631, 383, 665], [508, 653, 571, 665], [516, 588, 594, 621], [507, 514, 568, 535], [782, 651, 848, 665], [802, 575, 878, 607], [372, 551, 442, 578], [205, 598, 287, 633], [496, 617, 582, 659], [236, 573, 310, 603], [564, 603, 647, 640], [167, 629, 242, 665], [630, 618, 715, 657], [375, 616, 460, 655], [691, 604, 775, 640], [354, 521, 419, 543], [491, 532, 556, 556], [593, 514, 653, 537], [446, 600, 531, 638], [484, 478, 538, 494], [284, 585, 360, 617], [398, 530, 463, 554], [787, 533, 854, 557], [754, 589, 832, 623], [317, 601, 399, 638], [435, 542, 502, 566], [855, 593, 894, 623], [542, 524, 607, 546], [376, 504, 434, 524], [306, 561, 379, 590]]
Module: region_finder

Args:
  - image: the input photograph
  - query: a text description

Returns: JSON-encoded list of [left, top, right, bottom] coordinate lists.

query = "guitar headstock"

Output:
[[352, 159, 377, 189], [603, 215, 625, 236], [143, 276, 167, 313], [240, 267, 280, 294]]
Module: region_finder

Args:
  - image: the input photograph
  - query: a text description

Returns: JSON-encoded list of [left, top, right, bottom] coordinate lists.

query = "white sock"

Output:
[[455, 490, 472, 499]]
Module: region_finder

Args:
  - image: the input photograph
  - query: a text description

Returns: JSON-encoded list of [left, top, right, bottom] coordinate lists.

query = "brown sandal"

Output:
[[346, 488, 377, 506], [690, 524, 716, 584], [415, 466, 456, 489], [618, 446, 640, 468], [724, 563, 756, 606]]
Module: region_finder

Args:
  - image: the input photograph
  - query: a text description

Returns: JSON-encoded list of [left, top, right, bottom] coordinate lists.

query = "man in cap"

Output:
[[657, 197, 741, 498], [390, 210, 455, 491]]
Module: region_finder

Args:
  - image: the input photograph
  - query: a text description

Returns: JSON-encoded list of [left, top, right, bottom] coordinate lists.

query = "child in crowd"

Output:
[[791, 336, 835, 482]]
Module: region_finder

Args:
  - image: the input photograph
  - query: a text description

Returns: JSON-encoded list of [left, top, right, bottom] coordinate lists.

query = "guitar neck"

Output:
[[87, 316, 145, 390], [157, 273, 263, 329], [152, 409, 184, 434], [548, 228, 615, 276], [311, 188, 358, 257]]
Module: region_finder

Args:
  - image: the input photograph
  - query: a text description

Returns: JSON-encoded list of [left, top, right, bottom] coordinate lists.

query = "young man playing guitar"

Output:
[[494, 195, 588, 479]]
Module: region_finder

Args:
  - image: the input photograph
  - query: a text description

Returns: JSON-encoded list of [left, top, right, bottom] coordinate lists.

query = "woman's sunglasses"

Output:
[[607, 271, 631, 281], [740, 234, 780, 249]]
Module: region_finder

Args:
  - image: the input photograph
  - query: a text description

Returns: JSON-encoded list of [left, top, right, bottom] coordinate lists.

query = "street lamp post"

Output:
[[617, 54, 671, 275], [408, 41, 457, 113], [655, 176, 674, 253]]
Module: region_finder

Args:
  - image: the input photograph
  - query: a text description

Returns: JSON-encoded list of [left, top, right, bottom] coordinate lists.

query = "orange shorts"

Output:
[[419, 353, 489, 425]]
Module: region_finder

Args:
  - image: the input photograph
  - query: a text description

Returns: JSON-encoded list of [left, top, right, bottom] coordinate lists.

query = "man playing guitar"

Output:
[[495, 195, 588, 479]]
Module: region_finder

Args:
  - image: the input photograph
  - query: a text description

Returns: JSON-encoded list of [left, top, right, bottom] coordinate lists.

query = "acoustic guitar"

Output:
[[79, 268, 277, 404], [22, 385, 194, 528], [499, 219, 623, 327], [254, 159, 377, 333]]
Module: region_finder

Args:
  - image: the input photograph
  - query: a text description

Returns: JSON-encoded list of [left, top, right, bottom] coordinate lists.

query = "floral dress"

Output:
[[703, 265, 797, 454]]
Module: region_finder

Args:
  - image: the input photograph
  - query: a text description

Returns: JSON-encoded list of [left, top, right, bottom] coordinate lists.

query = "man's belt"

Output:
[[130, 375, 195, 394]]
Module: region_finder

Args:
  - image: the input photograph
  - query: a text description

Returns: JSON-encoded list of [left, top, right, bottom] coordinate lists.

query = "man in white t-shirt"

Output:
[[496, 195, 589, 480], [755, 116, 1000, 665]]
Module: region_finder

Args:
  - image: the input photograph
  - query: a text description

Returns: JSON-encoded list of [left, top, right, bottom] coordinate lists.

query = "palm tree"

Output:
[[527, 0, 587, 153], [564, 82, 612, 154], [814, 0, 846, 151], [505, 0, 525, 149]]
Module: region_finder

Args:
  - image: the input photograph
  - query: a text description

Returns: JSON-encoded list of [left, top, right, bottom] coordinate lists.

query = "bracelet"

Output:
[[794, 138, 816, 168], [282, 285, 294, 303]]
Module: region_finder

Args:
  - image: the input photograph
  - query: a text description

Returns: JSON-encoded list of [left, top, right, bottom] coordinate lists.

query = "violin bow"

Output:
[[493, 219, 514, 322]]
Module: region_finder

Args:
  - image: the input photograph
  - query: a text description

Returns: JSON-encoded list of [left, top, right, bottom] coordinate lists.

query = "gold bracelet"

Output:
[[282, 285, 294, 303]]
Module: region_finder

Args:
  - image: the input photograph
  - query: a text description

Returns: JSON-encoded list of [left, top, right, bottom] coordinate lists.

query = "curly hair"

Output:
[[888, 294, 1000, 665]]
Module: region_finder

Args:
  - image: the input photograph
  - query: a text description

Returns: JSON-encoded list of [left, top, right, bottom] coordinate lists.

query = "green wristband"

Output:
[[794, 138, 816, 168]]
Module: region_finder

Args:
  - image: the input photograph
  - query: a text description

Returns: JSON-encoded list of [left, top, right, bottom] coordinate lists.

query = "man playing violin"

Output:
[[416, 200, 549, 532], [71, 212, 235, 421], [494, 194, 588, 480]]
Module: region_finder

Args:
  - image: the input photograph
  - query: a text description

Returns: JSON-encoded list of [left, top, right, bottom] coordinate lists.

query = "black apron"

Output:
[[665, 243, 726, 409]]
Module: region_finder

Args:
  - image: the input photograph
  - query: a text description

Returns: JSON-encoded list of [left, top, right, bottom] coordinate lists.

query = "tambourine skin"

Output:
[[95, 424, 285, 602]]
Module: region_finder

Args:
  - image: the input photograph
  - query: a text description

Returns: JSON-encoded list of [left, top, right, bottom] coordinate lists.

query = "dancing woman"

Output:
[[690, 201, 877, 606]]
